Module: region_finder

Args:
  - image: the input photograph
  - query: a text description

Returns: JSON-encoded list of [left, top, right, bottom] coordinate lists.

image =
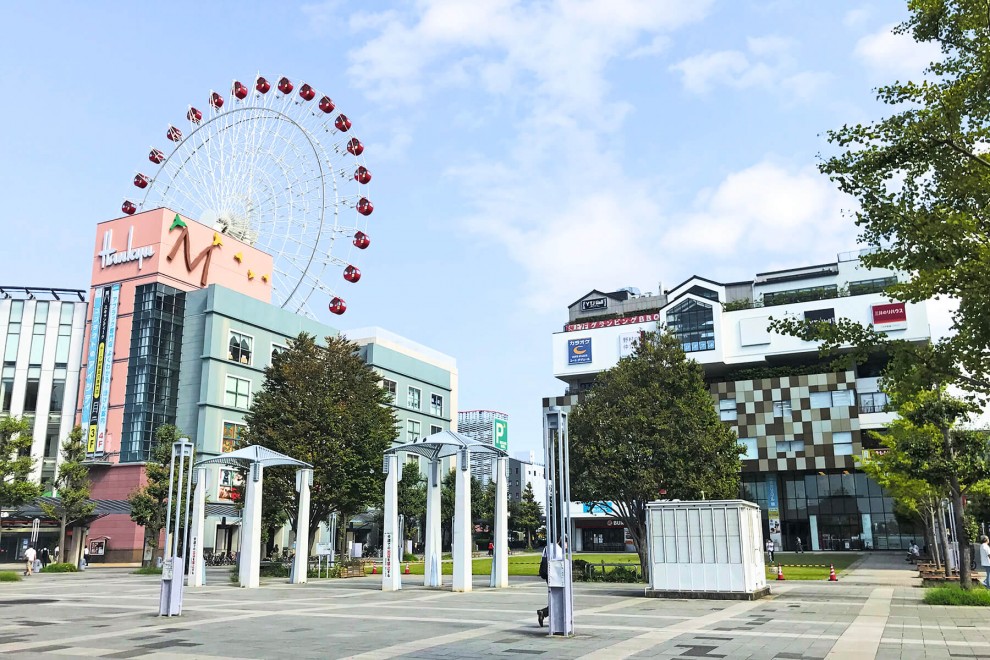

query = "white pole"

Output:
[[424, 458, 442, 587], [452, 448, 473, 592], [239, 462, 264, 588], [491, 456, 509, 588], [292, 468, 313, 584], [188, 468, 207, 587], [382, 453, 402, 591]]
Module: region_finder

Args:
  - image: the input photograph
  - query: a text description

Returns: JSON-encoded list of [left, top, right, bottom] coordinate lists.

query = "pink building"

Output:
[[78, 208, 272, 562]]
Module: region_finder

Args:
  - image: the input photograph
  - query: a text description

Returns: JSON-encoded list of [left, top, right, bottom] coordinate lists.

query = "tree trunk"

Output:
[[58, 514, 67, 564], [940, 513, 952, 578], [950, 485, 971, 588], [930, 508, 942, 569], [922, 512, 936, 569], [630, 521, 649, 581]]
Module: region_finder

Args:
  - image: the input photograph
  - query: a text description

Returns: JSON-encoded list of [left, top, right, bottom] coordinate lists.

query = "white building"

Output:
[[545, 250, 931, 552]]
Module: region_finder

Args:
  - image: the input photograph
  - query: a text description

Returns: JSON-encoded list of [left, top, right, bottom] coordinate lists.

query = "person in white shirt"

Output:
[[979, 535, 990, 588], [23, 545, 37, 576], [765, 538, 775, 563]]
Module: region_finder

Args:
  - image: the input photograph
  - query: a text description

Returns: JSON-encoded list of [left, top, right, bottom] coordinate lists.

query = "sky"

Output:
[[0, 1, 951, 457]]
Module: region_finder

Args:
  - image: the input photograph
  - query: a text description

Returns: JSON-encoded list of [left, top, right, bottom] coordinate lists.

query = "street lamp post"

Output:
[[543, 407, 574, 636], [159, 438, 194, 616]]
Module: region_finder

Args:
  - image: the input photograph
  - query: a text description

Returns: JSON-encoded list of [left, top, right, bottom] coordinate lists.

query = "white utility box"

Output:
[[645, 499, 769, 600]]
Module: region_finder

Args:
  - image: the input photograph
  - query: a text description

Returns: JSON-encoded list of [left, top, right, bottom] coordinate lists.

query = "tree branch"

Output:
[[938, 139, 990, 170]]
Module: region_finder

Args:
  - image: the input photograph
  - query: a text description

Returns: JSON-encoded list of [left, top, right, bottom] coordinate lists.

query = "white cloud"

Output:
[[843, 7, 872, 29], [670, 35, 828, 100], [854, 22, 941, 77]]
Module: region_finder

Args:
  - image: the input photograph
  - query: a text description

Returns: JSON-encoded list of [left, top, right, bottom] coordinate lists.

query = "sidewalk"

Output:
[[838, 551, 921, 587]]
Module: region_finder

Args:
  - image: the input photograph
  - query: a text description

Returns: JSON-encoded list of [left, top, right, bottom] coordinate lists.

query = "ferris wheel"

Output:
[[122, 74, 373, 316]]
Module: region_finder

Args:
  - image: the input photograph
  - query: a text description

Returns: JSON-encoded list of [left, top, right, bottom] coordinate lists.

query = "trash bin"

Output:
[[33, 559, 42, 573]]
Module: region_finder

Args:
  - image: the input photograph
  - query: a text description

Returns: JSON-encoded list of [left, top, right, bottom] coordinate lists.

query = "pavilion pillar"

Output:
[[491, 456, 509, 588], [291, 468, 313, 584], [238, 462, 264, 588], [382, 453, 402, 591], [424, 458, 442, 587], [452, 448, 472, 592], [188, 468, 207, 587]]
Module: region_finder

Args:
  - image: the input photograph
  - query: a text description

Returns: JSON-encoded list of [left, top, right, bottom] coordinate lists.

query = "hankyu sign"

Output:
[[98, 227, 154, 270], [566, 313, 660, 332], [567, 337, 592, 365], [580, 297, 608, 312], [493, 418, 509, 452], [871, 302, 907, 330]]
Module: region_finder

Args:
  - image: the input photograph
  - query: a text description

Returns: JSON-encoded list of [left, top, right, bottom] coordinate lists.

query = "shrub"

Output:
[[41, 563, 78, 573], [402, 553, 417, 563], [924, 586, 990, 606], [0, 570, 21, 582], [603, 565, 641, 583], [572, 559, 590, 582], [133, 566, 162, 575]]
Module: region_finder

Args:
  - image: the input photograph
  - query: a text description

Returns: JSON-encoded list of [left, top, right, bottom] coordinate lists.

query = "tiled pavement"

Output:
[[1, 554, 988, 659]]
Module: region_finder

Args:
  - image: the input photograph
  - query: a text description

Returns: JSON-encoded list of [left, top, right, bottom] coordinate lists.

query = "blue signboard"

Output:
[[567, 337, 592, 365]]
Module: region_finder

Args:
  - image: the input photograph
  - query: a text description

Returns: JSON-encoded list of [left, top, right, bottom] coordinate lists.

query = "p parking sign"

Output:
[[493, 418, 508, 452]]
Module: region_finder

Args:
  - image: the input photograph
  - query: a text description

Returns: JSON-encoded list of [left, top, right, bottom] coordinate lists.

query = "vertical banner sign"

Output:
[[493, 418, 509, 452], [88, 286, 113, 454], [383, 531, 393, 579], [82, 288, 105, 454], [765, 474, 782, 549], [96, 284, 121, 453]]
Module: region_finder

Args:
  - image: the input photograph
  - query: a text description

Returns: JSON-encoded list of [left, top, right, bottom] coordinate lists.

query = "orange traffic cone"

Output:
[[776, 564, 785, 580], [404, 563, 410, 575], [371, 562, 377, 575], [828, 564, 838, 582]]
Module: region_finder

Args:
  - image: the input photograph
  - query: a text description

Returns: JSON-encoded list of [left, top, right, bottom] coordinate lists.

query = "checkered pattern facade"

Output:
[[710, 370, 861, 474]]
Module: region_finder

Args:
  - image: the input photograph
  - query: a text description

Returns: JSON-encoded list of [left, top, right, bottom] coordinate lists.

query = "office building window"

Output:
[[777, 439, 804, 453], [121, 284, 185, 463], [831, 389, 855, 407], [29, 302, 49, 365], [4, 301, 22, 363], [55, 303, 73, 365], [739, 438, 758, 460], [225, 376, 251, 409], [430, 425, 443, 435], [270, 343, 288, 362], [833, 431, 854, 456], [24, 374, 40, 413], [773, 400, 792, 418], [860, 392, 890, 413], [810, 392, 832, 409], [431, 393, 444, 417], [1, 366, 14, 413], [719, 399, 736, 421], [666, 299, 715, 353], [381, 379, 396, 401], [849, 276, 897, 296], [49, 379, 65, 415], [407, 419, 421, 442], [228, 331, 253, 365], [407, 386, 421, 410]]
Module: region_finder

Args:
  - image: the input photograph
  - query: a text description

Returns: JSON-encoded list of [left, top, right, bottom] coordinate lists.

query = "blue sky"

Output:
[[0, 1, 945, 457]]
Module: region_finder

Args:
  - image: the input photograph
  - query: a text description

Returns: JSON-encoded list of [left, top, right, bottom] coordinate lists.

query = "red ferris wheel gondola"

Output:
[[346, 138, 364, 156], [167, 125, 182, 142], [334, 114, 352, 132], [357, 197, 374, 216], [122, 200, 137, 215], [319, 96, 335, 114], [329, 297, 347, 315], [354, 166, 372, 184], [343, 265, 361, 283], [233, 81, 248, 100], [210, 91, 224, 108], [149, 148, 165, 164], [133, 173, 150, 189], [299, 84, 316, 101], [187, 107, 203, 123], [278, 77, 293, 94], [256, 77, 271, 94], [353, 231, 371, 249]]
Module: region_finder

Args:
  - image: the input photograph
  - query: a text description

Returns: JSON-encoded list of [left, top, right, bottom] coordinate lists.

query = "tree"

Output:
[[0, 415, 40, 508], [127, 424, 192, 566], [569, 330, 742, 577], [814, 2, 990, 396], [0, 415, 41, 557], [244, 333, 397, 550], [40, 426, 96, 566], [516, 482, 544, 549], [440, 469, 484, 549], [858, 431, 948, 572], [398, 462, 426, 542]]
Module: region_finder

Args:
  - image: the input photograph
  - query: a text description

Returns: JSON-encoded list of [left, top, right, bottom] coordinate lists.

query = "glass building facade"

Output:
[[120, 283, 186, 462], [741, 472, 914, 551], [666, 299, 715, 353]]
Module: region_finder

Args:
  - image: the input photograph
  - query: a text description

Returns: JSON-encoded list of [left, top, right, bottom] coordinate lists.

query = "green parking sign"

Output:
[[493, 418, 508, 452]]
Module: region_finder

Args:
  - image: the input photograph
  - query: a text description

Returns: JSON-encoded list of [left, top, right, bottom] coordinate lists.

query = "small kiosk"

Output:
[[645, 499, 769, 600]]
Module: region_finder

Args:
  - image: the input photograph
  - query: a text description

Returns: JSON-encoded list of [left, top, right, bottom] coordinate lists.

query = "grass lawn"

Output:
[[0, 570, 21, 582], [367, 552, 641, 576], [765, 552, 862, 581], [924, 585, 990, 606]]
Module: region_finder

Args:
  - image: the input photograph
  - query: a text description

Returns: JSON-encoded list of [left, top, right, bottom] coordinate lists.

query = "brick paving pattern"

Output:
[[0, 553, 987, 659]]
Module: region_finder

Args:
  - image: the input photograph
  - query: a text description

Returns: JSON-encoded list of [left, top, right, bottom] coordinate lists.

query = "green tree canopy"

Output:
[[811, 1, 990, 394], [244, 332, 397, 547], [398, 462, 426, 539], [41, 426, 96, 565], [515, 482, 544, 549], [0, 415, 40, 509], [569, 330, 742, 576]]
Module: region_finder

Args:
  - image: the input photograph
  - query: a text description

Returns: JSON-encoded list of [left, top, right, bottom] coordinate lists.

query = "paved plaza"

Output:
[[1, 554, 989, 659]]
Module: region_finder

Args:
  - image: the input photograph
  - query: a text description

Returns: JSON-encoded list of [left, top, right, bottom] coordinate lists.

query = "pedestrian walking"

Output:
[[796, 537, 803, 553], [536, 538, 563, 627], [488, 541, 494, 557], [980, 535, 990, 588], [765, 538, 774, 563], [53, 544, 60, 562], [40, 547, 51, 569], [23, 545, 37, 576]]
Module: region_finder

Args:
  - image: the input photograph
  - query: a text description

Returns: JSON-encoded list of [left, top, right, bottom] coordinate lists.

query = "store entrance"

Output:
[[782, 521, 810, 552]]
